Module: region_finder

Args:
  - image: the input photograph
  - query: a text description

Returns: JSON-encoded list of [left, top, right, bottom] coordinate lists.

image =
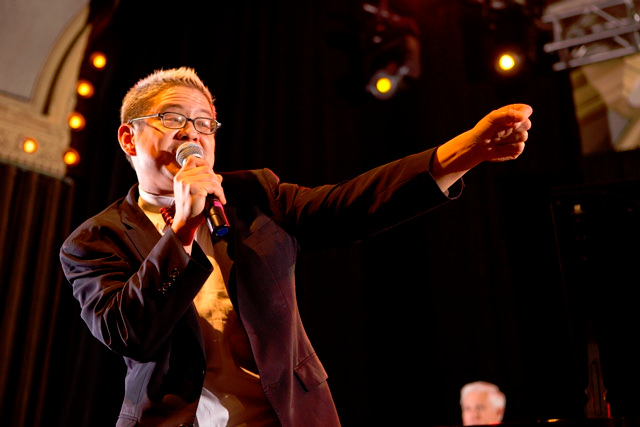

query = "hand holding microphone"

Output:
[[175, 142, 230, 238]]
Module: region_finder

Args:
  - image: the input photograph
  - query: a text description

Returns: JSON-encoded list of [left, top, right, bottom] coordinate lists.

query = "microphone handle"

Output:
[[205, 197, 230, 238]]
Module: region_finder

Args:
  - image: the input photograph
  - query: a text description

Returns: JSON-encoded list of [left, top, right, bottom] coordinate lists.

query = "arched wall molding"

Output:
[[0, 5, 91, 178]]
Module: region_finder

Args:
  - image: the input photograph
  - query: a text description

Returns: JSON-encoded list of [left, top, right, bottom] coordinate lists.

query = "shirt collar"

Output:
[[138, 187, 174, 210]]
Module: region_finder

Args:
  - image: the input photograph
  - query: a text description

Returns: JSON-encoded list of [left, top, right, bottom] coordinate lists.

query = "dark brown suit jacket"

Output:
[[60, 148, 459, 426]]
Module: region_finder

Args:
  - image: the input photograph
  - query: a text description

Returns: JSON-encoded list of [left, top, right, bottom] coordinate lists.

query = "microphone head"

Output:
[[175, 142, 205, 166]]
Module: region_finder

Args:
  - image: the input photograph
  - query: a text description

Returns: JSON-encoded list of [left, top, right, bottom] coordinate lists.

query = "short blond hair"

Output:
[[120, 67, 215, 124]]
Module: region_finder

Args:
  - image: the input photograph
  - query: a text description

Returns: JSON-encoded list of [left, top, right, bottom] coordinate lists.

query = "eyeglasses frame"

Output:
[[128, 112, 221, 135]]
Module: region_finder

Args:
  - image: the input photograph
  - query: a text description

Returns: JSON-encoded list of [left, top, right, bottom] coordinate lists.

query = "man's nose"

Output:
[[177, 121, 199, 140]]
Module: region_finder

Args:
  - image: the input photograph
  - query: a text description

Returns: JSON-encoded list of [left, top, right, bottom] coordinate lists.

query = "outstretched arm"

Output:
[[430, 104, 533, 192]]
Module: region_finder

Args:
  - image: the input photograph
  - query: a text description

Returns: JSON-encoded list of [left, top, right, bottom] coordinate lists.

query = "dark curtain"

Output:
[[0, 163, 74, 425], [2, 0, 640, 426]]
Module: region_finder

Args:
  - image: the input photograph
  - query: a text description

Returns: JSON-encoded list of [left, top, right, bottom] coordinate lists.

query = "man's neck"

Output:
[[138, 187, 174, 208]]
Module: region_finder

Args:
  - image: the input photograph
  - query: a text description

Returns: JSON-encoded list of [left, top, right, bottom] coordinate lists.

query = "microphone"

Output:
[[175, 142, 230, 238]]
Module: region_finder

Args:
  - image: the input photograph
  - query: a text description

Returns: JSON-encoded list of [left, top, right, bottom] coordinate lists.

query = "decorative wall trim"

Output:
[[0, 6, 90, 178]]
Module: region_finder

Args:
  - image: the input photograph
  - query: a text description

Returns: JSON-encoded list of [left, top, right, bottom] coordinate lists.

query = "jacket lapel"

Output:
[[120, 184, 162, 261]]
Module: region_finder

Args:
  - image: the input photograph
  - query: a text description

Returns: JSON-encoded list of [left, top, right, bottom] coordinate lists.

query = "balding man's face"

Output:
[[461, 390, 503, 426]]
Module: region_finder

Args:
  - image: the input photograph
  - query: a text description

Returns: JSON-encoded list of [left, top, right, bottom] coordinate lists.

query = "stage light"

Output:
[[22, 137, 38, 153], [365, 34, 421, 100], [77, 80, 95, 98], [376, 76, 393, 94], [63, 148, 80, 167], [461, 3, 535, 83], [89, 51, 107, 69], [494, 49, 524, 76], [366, 66, 405, 100], [498, 53, 516, 71], [363, 3, 421, 100], [68, 112, 86, 131]]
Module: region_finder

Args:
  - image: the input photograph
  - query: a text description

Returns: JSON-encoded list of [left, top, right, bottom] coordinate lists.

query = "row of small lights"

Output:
[[21, 51, 107, 168]]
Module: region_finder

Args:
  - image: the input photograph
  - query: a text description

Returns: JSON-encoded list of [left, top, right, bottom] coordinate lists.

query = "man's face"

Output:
[[119, 85, 217, 195], [461, 390, 503, 426]]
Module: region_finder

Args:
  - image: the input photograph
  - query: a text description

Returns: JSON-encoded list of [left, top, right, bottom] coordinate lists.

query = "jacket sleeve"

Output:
[[260, 148, 463, 248], [59, 212, 213, 362]]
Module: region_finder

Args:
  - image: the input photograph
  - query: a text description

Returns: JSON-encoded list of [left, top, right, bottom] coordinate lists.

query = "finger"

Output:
[[517, 118, 532, 132], [211, 174, 226, 205], [495, 129, 528, 145], [494, 105, 533, 129], [494, 117, 531, 142], [179, 165, 216, 180], [179, 171, 226, 205], [180, 154, 211, 171], [504, 103, 533, 119], [492, 142, 526, 161], [480, 107, 527, 139]]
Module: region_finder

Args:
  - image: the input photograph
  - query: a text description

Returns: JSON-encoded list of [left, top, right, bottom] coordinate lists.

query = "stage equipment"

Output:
[[542, 0, 640, 71], [362, 1, 421, 99]]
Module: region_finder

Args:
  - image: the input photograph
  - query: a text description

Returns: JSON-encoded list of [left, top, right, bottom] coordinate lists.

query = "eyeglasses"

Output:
[[128, 112, 221, 135]]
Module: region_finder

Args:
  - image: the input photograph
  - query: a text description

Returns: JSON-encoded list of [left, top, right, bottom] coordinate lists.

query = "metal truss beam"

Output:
[[542, 0, 640, 70]]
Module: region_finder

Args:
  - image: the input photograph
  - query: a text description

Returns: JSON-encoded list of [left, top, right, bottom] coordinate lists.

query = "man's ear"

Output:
[[118, 124, 136, 156]]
